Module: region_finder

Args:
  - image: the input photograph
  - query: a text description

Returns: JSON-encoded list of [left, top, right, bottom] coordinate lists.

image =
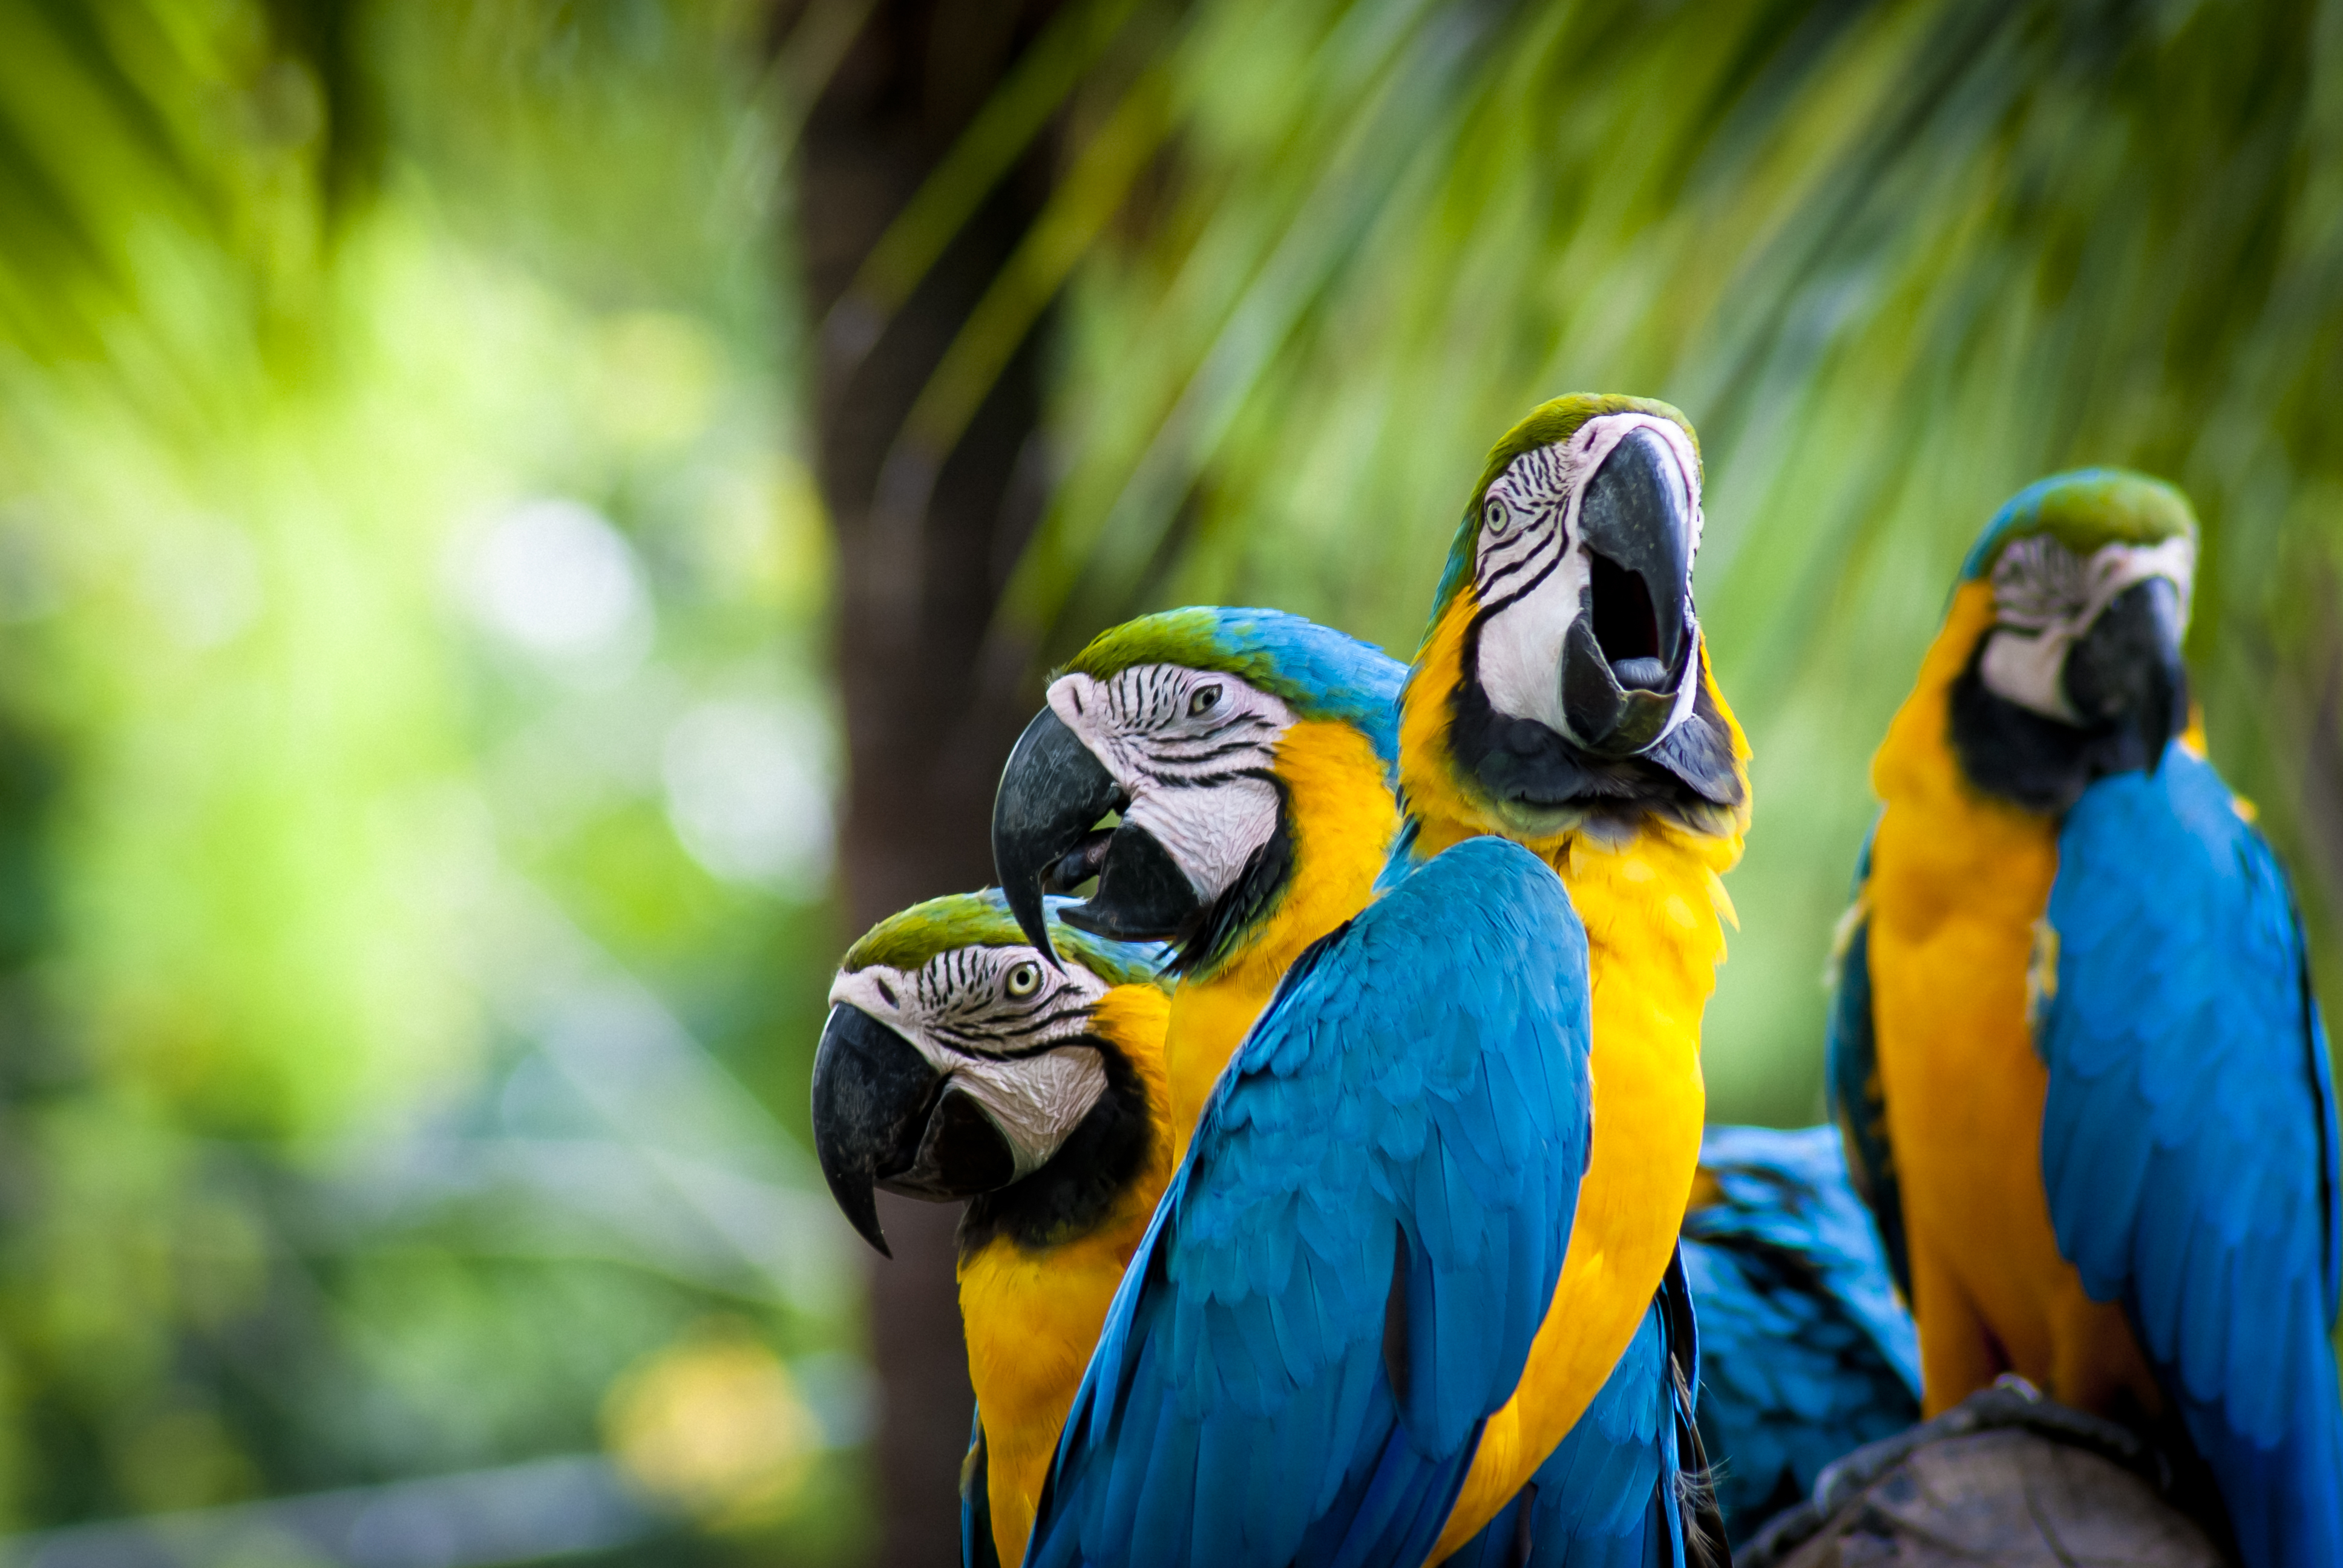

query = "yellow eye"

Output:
[[1188, 683, 1223, 717], [1483, 495, 1513, 535], [1004, 961, 1041, 999]]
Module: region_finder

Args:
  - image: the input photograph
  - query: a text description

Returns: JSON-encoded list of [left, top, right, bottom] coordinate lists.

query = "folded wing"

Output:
[[1027, 835, 1595, 1568], [2039, 745, 2343, 1567]]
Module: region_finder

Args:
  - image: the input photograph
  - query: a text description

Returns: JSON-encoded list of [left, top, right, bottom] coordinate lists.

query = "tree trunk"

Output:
[[795, 4, 1059, 1561]]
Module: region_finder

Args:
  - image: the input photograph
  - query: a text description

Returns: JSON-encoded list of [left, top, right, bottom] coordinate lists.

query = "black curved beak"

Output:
[[1561, 429, 1695, 757], [810, 1004, 1018, 1257], [992, 708, 1122, 963], [991, 707, 1207, 955], [1055, 823, 1202, 946], [2063, 577, 2187, 769]]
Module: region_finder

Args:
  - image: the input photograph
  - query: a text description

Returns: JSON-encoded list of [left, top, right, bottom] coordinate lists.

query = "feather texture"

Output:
[[965, 1410, 1002, 1568], [2037, 743, 2343, 1567], [1026, 836, 1593, 1568], [1822, 829, 1911, 1300], [1680, 1124, 1920, 1543]]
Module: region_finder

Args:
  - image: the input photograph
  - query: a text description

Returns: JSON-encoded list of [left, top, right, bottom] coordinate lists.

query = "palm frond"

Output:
[[903, 0, 2343, 1117]]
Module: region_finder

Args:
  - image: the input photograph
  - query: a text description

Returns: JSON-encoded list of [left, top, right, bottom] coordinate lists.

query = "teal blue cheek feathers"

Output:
[[1680, 1125, 1921, 1545], [2036, 745, 2342, 1567], [1021, 836, 1603, 1568]]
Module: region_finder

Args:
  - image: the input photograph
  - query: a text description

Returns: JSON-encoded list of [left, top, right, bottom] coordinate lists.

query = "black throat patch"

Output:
[[1446, 613, 1743, 840], [1946, 636, 2186, 816], [956, 1037, 1159, 1258]]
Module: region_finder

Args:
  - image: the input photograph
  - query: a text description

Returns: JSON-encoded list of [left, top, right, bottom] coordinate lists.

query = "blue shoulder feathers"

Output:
[[1027, 836, 1593, 1568]]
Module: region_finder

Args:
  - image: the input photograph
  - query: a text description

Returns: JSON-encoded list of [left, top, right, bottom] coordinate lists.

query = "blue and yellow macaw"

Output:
[[1394, 394, 1749, 1565], [1679, 1125, 1920, 1543], [992, 607, 1405, 1163], [810, 892, 1174, 1567], [1828, 469, 2342, 1566], [820, 609, 1398, 1566], [1003, 396, 1749, 1566]]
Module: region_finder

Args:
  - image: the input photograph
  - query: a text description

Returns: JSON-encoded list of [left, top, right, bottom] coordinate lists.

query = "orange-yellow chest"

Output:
[[1161, 719, 1399, 1162], [1865, 582, 2154, 1416], [958, 985, 1172, 1568]]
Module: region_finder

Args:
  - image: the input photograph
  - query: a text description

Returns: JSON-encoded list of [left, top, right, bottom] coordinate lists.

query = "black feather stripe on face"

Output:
[[1473, 443, 1571, 612], [890, 944, 1107, 1061], [1049, 664, 1297, 956]]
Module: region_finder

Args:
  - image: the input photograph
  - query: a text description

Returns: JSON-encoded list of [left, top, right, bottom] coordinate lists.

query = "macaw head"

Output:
[[1403, 394, 1746, 849], [1945, 469, 2196, 813], [811, 890, 1169, 1257], [990, 606, 1403, 971]]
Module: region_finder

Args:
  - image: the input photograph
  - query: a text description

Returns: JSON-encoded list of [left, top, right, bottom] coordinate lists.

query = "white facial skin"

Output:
[[1046, 665, 1296, 906], [828, 944, 1112, 1179], [1470, 412, 1706, 748], [1978, 535, 2196, 722]]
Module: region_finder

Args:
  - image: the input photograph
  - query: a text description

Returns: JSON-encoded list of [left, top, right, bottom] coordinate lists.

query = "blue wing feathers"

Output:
[[1439, 1291, 1683, 1568], [1525, 1283, 1680, 1565], [2310, 975, 2339, 1316], [965, 1407, 998, 1568], [2040, 745, 2343, 1568], [1027, 835, 1594, 1568], [1823, 822, 1911, 1299]]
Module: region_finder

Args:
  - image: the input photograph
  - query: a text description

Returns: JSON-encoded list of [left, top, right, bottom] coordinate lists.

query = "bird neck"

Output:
[[1872, 581, 2062, 913], [1398, 591, 1496, 843], [1162, 719, 1398, 1160], [1398, 591, 1750, 857], [957, 982, 1173, 1568]]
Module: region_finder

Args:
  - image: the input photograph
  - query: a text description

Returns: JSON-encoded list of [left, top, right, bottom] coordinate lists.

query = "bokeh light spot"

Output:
[[603, 1324, 818, 1530], [467, 499, 649, 667], [661, 697, 833, 889]]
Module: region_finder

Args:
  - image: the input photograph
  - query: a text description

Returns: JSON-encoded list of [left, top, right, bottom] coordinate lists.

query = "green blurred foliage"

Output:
[[0, 0, 864, 1558], [983, 0, 2343, 1126], [3, 0, 2341, 1555]]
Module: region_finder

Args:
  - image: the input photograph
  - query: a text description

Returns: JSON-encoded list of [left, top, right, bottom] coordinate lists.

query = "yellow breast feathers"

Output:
[[1865, 581, 2158, 1417], [958, 983, 1173, 1567]]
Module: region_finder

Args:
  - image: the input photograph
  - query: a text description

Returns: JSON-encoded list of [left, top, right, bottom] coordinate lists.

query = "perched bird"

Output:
[[823, 612, 1404, 1567], [1829, 469, 2342, 1566], [815, 612, 1400, 1567], [992, 605, 1405, 1160], [1395, 394, 1749, 1564], [997, 606, 1709, 1566], [808, 891, 1173, 1567], [1003, 395, 1746, 1566], [1678, 1125, 1920, 1544]]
